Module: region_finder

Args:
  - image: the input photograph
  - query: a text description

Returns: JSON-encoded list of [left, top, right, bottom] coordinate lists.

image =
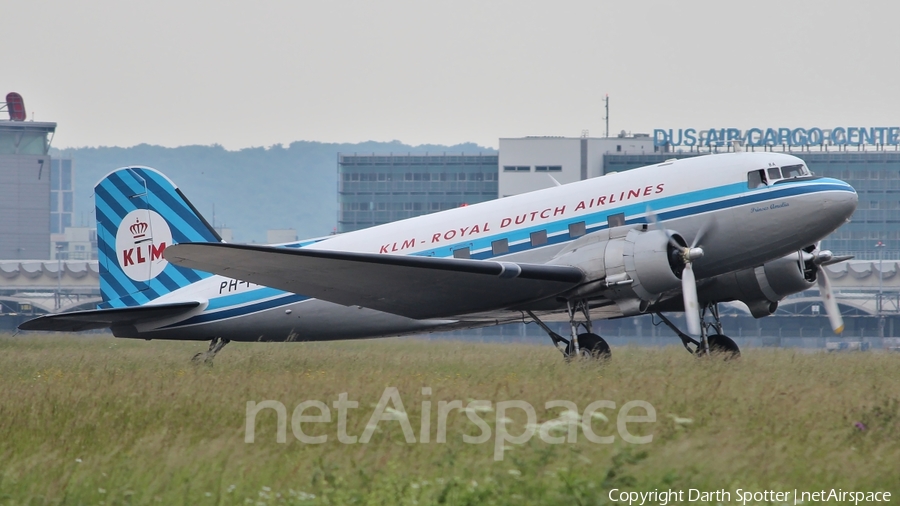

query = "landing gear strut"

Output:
[[191, 337, 230, 365], [527, 300, 611, 361], [656, 303, 740, 359]]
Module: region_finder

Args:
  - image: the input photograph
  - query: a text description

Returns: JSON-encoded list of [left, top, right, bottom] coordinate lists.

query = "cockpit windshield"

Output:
[[747, 164, 811, 188], [781, 164, 808, 178]]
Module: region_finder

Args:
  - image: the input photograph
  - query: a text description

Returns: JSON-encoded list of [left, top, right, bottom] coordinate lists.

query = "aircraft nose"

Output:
[[826, 180, 858, 223]]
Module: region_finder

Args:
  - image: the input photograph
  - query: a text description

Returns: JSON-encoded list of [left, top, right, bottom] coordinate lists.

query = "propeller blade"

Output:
[[816, 269, 844, 334], [690, 216, 717, 249], [821, 254, 854, 266], [646, 208, 682, 250], [682, 262, 701, 336]]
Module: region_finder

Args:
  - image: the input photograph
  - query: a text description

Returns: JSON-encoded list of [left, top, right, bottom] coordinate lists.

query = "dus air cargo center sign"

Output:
[[653, 127, 900, 148]]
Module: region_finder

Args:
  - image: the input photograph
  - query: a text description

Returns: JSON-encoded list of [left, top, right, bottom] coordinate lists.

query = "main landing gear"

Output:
[[191, 337, 230, 365], [656, 303, 740, 359], [527, 299, 611, 361]]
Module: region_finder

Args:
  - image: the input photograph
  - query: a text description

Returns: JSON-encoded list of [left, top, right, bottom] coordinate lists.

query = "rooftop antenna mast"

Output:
[[603, 94, 609, 138]]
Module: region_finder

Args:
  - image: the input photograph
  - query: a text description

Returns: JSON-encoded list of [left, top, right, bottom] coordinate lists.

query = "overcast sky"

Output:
[[3, 0, 898, 150]]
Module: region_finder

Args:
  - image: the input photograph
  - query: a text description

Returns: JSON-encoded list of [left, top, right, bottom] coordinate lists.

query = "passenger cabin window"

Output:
[[453, 247, 471, 259], [530, 230, 548, 247], [491, 239, 509, 255], [569, 222, 586, 238], [608, 213, 626, 228]]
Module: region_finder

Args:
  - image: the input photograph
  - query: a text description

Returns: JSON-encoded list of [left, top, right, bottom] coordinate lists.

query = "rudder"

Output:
[[94, 167, 220, 308]]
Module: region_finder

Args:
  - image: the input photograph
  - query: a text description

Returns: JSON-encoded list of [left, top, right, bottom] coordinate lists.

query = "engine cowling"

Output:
[[695, 251, 816, 317], [549, 227, 684, 315]]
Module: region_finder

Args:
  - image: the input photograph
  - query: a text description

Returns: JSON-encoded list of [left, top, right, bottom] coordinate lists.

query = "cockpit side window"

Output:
[[781, 164, 804, 178], [767, 167, 782, 181], [748, 169, 766, 189]]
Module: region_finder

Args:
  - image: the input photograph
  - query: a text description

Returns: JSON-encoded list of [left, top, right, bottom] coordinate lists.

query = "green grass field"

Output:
[[1, 334, 898, 505]]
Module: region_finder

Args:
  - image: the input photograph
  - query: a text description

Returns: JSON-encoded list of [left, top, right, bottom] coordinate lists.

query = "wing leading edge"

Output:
[[165, 243, 584, 319]]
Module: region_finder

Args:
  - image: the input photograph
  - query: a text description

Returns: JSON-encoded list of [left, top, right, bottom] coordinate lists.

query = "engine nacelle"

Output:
[[549, 227, 683, 315], [697, 251, 815, 317]]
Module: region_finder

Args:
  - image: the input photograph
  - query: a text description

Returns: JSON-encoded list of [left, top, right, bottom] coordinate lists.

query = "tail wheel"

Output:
[[703, 334, 740, 359], [566, 333, 611, 360]]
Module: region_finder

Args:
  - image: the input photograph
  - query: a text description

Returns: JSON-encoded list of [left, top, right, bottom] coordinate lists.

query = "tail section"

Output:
[[94, 167, 221, 308]]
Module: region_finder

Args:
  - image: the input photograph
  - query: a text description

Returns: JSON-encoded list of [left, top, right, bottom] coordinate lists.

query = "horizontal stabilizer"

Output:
[[165, 243, 584, 319], [18, 302, 201, 332]]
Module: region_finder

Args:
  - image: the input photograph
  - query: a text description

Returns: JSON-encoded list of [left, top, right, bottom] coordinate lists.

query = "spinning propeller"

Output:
[[648, 211, 715, 336], [802, 246, 847, 334], [676, 219, 715, 336], [648, 210, 847, 337]]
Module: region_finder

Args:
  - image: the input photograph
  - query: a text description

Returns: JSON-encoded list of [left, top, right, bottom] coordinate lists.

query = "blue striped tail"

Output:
[[95, 167, 220, 308]]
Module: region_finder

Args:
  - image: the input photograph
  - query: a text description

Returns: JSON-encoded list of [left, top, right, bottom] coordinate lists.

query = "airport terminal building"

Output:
[[337, 153, 499, 233]]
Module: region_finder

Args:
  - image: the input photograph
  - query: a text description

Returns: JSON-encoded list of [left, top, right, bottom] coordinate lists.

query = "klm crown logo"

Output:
[[130, 218, 149, 239]]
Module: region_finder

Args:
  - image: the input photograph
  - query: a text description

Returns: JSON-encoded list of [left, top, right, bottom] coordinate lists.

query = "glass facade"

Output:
[[338, 153, 499, 233], [50, 158, 74, 234], [604, 150, 900, 260]]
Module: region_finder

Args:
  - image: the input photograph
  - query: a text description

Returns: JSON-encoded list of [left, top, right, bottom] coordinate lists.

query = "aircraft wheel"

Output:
[[703, 334, 740, 359], [566, 333, 611, 361]]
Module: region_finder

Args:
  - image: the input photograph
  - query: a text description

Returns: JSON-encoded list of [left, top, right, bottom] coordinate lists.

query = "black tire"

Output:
[[566, 333, 611, 360], [704, 334, 740, 359]]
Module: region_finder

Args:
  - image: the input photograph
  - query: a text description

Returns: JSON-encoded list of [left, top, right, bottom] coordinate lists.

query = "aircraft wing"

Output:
[[165, 243, 584, 319], [18, 302, 202, 332]]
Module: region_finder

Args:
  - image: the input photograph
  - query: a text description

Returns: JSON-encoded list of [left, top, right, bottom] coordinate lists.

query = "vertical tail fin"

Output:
[[94, 167, 220, 308]]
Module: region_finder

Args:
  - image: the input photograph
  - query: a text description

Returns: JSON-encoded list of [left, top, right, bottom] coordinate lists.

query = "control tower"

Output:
[[0, 93, 56, 259]]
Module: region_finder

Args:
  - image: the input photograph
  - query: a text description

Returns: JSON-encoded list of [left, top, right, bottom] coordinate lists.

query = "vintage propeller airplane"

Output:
[[20, 152, 857, 362]]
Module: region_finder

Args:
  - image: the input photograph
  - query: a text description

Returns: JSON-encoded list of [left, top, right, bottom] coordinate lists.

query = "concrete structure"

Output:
[[0, 119, 56, 259], [0, 259, 101, 313], [337, 153, 498, 233], [51, 226, 98, 261], [267, 228, 298, 244], [498, 134, 656, 197]]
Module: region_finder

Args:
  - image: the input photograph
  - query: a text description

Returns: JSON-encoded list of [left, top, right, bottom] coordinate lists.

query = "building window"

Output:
[[530, 230, 548, 247], [50, 161, 60, 191], [503, 166, 530, 172], [492, 239, 509, 255], [535, 166, 562, 172], [569, 222, 586, 238], [61, 160, 72, 190]]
